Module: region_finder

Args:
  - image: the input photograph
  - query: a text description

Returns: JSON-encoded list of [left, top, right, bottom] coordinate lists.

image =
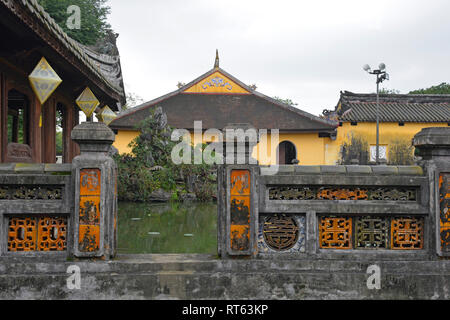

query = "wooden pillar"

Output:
[[0, 73, 6, 162], [30, 98, 42, 163], [42, 98, 56, 163]]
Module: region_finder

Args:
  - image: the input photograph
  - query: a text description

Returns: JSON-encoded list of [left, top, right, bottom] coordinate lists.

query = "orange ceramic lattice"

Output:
[[8, 217, 37, 252], [391, 217, 424, 250], [319, 217, 352, 249], [37, 217, 67, 251], [317, 188, 368, 200]]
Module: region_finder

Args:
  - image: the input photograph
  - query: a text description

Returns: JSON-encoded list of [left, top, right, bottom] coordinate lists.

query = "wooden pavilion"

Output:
[[0, 0, 125, 164]]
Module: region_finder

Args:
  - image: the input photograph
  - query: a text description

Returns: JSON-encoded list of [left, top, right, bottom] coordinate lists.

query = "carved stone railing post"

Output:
[[217, 123, 259, 258], [71, 122, 118, 260], [413, 127, 450, 257]]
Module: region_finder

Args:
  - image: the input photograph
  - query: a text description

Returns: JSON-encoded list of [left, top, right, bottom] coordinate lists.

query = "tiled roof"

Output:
[[0, 0, 125, 100], [112, 67, 338, 132], [338, 91, 450, 123]]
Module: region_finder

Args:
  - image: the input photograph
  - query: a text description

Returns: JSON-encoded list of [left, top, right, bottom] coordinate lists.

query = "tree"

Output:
[[409, 83, 450, 94], [37, 0, 112, 46], [115, 107, 216, 202]]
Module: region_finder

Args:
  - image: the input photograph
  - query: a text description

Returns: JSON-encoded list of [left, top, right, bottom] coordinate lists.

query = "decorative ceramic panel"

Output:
[[8, 217, 36, 252], [230, 170, 251, 252], [269, 186, 417, 201], [78, 169, 101, 253], [184, 71, 250, 94], [355, 217, 389, 249], [318, 188, 368, 200], [8, 216, 67, 252], [80, 169, 101, 195], [391, 217, 424, 250], [319, 217, 352, 249], [258, 215, 305, 253], [37, 217, 67, 251], [78, 225, 100, 252], [439, 174, 450, 253], [0, 185, 63, 200]]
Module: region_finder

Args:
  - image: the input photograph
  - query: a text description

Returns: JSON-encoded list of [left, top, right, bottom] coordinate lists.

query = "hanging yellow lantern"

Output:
[[28, 57, 62, 105], [97, 105, 117, 125], [76, 87, 100, 118]]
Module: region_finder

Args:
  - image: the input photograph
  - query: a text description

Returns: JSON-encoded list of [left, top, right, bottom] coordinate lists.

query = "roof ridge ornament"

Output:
[[214, 49, 220, 69]]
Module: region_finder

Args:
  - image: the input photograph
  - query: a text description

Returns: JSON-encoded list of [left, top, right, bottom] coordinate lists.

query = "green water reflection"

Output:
[[118, 202, 218, 254]]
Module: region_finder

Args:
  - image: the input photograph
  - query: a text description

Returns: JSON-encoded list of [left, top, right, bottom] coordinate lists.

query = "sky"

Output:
[[107, 0, 450, 116]]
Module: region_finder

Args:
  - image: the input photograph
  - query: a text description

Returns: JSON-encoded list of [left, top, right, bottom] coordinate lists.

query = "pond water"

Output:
[[118, 202, 218, 254]]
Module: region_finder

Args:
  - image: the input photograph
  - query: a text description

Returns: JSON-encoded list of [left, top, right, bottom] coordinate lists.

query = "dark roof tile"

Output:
[[338, 92, 450, 123]]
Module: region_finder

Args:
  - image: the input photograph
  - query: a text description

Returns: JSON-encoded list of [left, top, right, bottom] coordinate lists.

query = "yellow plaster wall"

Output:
[[253, 133, 327, 165], [114, 122, 448, 165], [115, 130, 328, 165], [324, 122, 449, 165], [114, 130, 140, 154], [188, 131, 327, 165]]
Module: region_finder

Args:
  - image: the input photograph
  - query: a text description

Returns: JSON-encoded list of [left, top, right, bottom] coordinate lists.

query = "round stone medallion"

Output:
[[263, 215, 299, 251]]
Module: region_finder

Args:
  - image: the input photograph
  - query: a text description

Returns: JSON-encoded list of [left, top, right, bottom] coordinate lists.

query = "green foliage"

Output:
[[37, 0, 112, 46], [388, 139, 415, 165], [339, 133, 370, 165], [114, 107, 217, 202], [56, 131, 63, 156], [379, 88, 401, 94], [409, 83, 450, 94], [273, 96, 298, 107]]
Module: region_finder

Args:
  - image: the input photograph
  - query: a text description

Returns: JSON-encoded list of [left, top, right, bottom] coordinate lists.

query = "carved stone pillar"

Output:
[[71, 122, 117, 259], [413, 127, 450, 257], [217, 124, 259, 258]]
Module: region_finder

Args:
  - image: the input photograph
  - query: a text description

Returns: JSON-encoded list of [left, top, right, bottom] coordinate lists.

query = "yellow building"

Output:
[[110, 54, 338, 165], [323, 91, 450, 165], [110, 55, 450, 166]]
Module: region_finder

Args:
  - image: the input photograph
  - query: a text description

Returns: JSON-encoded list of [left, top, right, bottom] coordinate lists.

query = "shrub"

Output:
[[114, 107, 216, 202], [339, 133, 370, 165], [388, 139, 415, 165]]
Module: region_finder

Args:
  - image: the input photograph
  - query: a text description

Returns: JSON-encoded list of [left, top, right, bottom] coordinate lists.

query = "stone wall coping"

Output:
[[260, 165, 424, 176], [0, 163, 72, 175]]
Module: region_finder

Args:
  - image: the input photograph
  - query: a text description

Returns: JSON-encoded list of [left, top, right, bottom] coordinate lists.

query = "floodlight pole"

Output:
[[364, 65, 388, 165], [376, 74, 380, 165]]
